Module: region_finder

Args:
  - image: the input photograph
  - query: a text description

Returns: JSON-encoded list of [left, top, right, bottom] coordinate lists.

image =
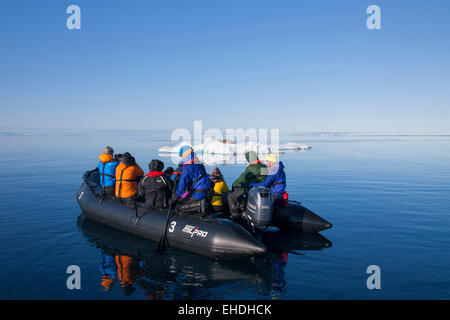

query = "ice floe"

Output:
[[158, 138, 311, 155], [158, 138, 311, 165]]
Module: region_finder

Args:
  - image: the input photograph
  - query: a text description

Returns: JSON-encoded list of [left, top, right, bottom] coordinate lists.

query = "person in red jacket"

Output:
[[138, 159, 174, 208]]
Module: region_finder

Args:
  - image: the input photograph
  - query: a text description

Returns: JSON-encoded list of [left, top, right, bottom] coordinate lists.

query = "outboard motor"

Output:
[[243, 187, 273, 232]]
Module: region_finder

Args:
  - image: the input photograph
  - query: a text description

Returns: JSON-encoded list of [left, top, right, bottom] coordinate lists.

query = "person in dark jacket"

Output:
[[138, 159, 174, 209], [170, 146, 211, 215], [97, 146, 119, 198], [250, 153, 287, 206], [228, 151, 268, 218]]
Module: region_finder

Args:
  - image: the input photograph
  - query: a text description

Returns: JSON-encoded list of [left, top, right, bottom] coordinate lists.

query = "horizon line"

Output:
[[1, 129, 450, 137]]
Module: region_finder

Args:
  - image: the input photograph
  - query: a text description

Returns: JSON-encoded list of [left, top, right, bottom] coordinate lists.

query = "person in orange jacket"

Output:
[[115, 152, 144, 207]]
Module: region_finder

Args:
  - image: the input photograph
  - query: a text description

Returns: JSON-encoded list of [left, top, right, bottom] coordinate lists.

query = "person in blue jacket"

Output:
[[170, 162, 183, 184], [250, 153, 287, 205], [170, 145, 211, 215], [97, 146, 119, 197]]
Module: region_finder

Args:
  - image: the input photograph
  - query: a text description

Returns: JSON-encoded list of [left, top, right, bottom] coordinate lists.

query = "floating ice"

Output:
[[158, 139, 311, 155], [279, 142, 312, 151], [158, 138, 311, 165], [158, 152, 249, 166], [158, 138, 311, 155]]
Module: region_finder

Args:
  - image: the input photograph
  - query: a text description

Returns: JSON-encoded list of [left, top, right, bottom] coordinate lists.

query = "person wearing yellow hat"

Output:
[[250, 153, 288, 205]]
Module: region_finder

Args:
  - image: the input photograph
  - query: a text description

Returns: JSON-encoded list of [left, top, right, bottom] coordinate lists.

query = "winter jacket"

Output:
[[251, 161, 286, 199], [115, 156, 144, 199], [176, 149, 211, 200], [139, 171, 174, 208], [97, 154, 119, 187], [232, 151, 268, 188]]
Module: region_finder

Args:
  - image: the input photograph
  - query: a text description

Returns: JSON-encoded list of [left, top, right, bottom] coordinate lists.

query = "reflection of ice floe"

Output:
[[158, 139, 311, 155], [158, 139, 311, 165]]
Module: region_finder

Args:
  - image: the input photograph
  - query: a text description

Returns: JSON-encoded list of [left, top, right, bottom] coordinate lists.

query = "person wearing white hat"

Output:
[[250, 153, 288, 204]]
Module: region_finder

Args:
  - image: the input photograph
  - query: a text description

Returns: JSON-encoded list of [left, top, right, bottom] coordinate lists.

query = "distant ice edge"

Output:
[[158, 138, 311, 155]]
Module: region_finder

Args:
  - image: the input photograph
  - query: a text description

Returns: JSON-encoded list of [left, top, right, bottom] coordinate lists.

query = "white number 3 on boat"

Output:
[[168, 221, 176, 233]]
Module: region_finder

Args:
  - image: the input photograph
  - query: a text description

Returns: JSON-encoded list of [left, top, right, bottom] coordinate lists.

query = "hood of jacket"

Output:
[[120, 152, 136, 166], [245, 151, 259, 163], [99, 153, 114, 163], [149, 159, 164, 172]]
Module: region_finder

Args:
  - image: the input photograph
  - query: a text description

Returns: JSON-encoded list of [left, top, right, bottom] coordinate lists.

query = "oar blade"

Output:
[[156, 233, 167, 253]]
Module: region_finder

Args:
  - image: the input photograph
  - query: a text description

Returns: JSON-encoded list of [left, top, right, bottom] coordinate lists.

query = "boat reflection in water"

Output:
[[77, 214, 332, 299]]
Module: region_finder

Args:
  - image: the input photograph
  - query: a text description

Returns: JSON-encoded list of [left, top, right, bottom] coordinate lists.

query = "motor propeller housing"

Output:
[[243, 187, 274, 232]]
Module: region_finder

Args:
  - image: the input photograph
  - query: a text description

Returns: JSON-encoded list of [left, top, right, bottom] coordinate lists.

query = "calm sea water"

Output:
[[0, 132, 449, 299]]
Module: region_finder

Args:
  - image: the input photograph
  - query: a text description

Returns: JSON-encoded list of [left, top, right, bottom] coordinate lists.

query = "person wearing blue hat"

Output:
[[169, 145, 212, 215]]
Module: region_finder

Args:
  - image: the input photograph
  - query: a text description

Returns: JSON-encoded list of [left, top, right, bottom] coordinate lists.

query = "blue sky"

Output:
[[1, 0, 449, 133]]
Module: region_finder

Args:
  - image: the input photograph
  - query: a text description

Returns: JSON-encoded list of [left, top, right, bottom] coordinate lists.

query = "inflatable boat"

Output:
[[76, 169, 332, 259]]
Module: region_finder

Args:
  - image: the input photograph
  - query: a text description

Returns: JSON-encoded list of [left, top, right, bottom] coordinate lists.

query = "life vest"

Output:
[[176, 163, 211, 200], [115, 162, 144, 198], [97, 154, 119, 188], [211, 180, 230, 206], [269, 162, 287, 199], [191, 164, 210, 194]]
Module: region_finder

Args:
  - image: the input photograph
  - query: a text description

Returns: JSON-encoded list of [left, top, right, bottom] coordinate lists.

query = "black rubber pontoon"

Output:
[[273, 202, 333, 233], [77, 170, 265, 259], [76, 169, 332, 259]]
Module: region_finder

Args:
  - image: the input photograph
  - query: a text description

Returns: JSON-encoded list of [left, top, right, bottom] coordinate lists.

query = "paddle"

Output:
[[156, 181, 178, 253]]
